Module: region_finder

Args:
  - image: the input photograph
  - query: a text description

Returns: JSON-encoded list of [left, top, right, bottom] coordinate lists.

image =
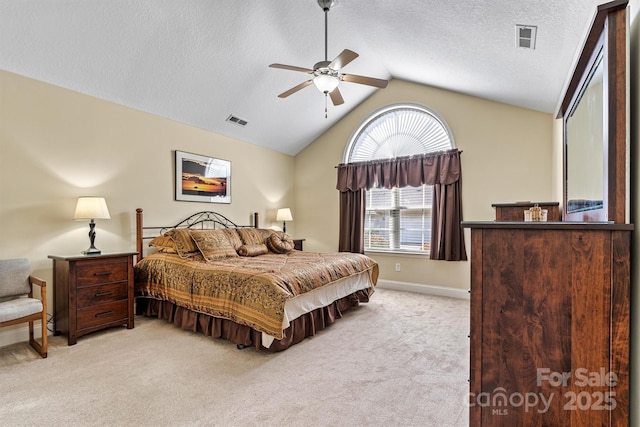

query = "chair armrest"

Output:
[[28, 275, 47, 308], [29, 275, 46, 288]]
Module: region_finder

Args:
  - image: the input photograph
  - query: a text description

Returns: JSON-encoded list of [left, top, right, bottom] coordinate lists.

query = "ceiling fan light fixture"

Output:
[[317, 0, 336, 11], [313, 74, 339, 93]]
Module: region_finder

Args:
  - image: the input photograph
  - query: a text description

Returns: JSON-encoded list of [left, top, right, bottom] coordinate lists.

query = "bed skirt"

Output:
[[135, 290, 370, 352]]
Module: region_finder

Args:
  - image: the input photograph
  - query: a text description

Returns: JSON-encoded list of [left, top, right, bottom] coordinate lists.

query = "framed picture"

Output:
[[175, 150, 231, 203]]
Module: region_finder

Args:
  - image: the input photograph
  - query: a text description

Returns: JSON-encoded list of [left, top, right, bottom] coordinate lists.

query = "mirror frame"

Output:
[[558, 0, 627, 223]]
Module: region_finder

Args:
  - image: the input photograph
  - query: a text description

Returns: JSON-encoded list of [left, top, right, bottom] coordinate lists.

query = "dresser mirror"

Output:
[[558, 0, 627, 223], [565, 47, 605, 217]]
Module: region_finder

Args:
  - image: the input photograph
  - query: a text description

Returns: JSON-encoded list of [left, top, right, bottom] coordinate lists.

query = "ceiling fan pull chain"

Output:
[[324, 93, 328, 118]]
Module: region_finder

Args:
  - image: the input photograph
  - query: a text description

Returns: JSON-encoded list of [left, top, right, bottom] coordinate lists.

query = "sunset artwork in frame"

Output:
[[175, 150, 231, 203]]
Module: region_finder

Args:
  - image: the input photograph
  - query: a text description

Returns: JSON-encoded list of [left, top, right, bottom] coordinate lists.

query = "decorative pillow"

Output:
[[257, 228, 275, 241], [189, 229, 238, 261], [165, 228, 199, 258], [237, 228, 267, 246], [148, 234, 178, 254], [237, 244, 269, 257], [220, 228, 243, 250], [267, 232, 295, 254]]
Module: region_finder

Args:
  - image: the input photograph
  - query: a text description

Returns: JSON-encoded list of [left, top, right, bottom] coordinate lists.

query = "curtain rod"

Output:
[[334, 149, 463, 168]]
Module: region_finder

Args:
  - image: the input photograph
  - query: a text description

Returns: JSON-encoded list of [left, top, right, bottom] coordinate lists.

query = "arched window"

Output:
[[344, 104, 455, 254]]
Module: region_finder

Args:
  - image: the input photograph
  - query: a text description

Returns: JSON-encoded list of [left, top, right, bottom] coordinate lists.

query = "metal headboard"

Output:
[[135, 208, 258, 261]]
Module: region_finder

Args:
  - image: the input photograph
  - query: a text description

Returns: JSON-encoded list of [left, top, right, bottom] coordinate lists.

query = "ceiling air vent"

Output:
[[516, 25, 537, 49], [226, 114, 248, 127]]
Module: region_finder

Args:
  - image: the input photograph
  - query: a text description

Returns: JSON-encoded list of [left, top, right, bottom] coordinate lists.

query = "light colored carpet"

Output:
[[0, 288, 470, 427]]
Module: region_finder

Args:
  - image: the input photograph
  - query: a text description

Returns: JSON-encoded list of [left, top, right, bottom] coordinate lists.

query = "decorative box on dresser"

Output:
[[492, 202, 560, 222], [462, 222, 632, 426], [49, 252, 137, 345]]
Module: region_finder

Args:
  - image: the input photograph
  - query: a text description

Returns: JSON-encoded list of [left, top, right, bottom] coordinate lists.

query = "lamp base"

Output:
[[82, 246, 101, 255], [83, 219, 101, 255]]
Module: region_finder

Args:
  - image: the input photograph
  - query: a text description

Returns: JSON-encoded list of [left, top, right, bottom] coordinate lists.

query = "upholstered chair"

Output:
[[0, 258, 48, 357]]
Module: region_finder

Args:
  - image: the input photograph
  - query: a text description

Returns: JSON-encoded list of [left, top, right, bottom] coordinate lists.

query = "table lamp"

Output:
[[276, 208, 293, 233], [74, 197, 111, 255]]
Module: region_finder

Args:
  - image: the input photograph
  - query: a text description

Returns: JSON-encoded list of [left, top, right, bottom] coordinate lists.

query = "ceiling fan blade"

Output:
[[329, 49, 359, 70], [342, 73, 389, 88], [277, 80, 313, 98], [329, 87, 344, 106], [269, 63, 314, 74]]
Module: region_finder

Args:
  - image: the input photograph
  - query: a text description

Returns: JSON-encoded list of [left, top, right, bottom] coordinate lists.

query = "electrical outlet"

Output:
[[395, 263, 401, 272]]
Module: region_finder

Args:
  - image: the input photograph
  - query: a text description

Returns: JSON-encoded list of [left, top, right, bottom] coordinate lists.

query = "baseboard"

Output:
[[0, 324, 47, 348], [377, 279, 470, 300]]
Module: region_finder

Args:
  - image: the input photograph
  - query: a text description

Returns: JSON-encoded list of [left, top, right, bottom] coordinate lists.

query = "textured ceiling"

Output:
[[0, 0, 604, 155]]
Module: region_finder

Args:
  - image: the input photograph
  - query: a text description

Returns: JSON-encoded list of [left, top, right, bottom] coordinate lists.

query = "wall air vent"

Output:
[[516, 25, 537, 49], [226, 114, 248, 127]]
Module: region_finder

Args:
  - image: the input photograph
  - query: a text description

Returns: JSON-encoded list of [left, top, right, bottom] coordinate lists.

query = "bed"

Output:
[[133, 209, 378, 351]]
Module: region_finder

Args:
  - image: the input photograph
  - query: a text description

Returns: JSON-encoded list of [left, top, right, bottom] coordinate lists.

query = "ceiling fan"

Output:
[[269, 0, 388, 111]]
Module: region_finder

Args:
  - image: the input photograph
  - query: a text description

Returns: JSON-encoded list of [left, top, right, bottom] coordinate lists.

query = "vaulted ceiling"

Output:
[[0, 0, 604, 155]]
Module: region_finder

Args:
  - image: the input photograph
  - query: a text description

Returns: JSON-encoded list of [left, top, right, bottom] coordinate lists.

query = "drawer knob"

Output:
[[94, 271, 114, 276], [95, 311, 114, 318], [95, 291, 114, 297]]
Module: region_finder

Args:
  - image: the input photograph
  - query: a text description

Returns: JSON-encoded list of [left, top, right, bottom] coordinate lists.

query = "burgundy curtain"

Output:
[[336, 149, 467, 260], [338, 190, 365, 253]]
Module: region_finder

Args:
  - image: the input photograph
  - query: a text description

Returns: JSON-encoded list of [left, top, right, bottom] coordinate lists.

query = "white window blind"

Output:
[[365, 185, 433, 252]]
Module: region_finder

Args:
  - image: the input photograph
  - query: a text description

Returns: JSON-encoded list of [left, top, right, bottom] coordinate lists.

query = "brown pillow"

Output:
[[148, 234, 178, 254], [257, 228, 275, 241], [237, 228, 267, 246], [165, 229, 199, 258], [220, 228, 243, 250], [237, 244, 269, 257], [189, 229, 238, 261], [267, 232, 295, 254]]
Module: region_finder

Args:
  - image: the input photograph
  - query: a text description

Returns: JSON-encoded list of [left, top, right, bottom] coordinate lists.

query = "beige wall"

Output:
[[295, 79, 553, 290], [0, 70, 295, 343]]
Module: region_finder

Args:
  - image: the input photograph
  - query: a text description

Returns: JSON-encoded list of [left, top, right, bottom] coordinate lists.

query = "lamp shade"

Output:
[[313, 74, 339, 93], [74, 197, 111, 220], [276, 208, 293, 222]]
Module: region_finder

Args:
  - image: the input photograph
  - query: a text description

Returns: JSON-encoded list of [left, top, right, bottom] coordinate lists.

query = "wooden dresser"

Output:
[[49, 252, 136, 345], [462, 222, 632, 426]]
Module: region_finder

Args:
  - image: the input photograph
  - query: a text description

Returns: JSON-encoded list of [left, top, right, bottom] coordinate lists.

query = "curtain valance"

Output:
[[336, 149, 462, 192]]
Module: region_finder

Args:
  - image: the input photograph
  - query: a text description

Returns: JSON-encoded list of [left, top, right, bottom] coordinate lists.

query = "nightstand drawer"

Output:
[[76, 261, 128, 286], [77, 300, 128, 330], [77, 281, 128, 308]]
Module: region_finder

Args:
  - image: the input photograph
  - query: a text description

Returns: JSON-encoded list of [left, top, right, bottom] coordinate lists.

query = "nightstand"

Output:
[[293, 239, 305, 251], [48, 252, 137, 345]]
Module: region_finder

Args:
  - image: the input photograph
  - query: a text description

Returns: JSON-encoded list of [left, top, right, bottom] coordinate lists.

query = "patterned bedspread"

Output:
[[134, 251, 378, 339]]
